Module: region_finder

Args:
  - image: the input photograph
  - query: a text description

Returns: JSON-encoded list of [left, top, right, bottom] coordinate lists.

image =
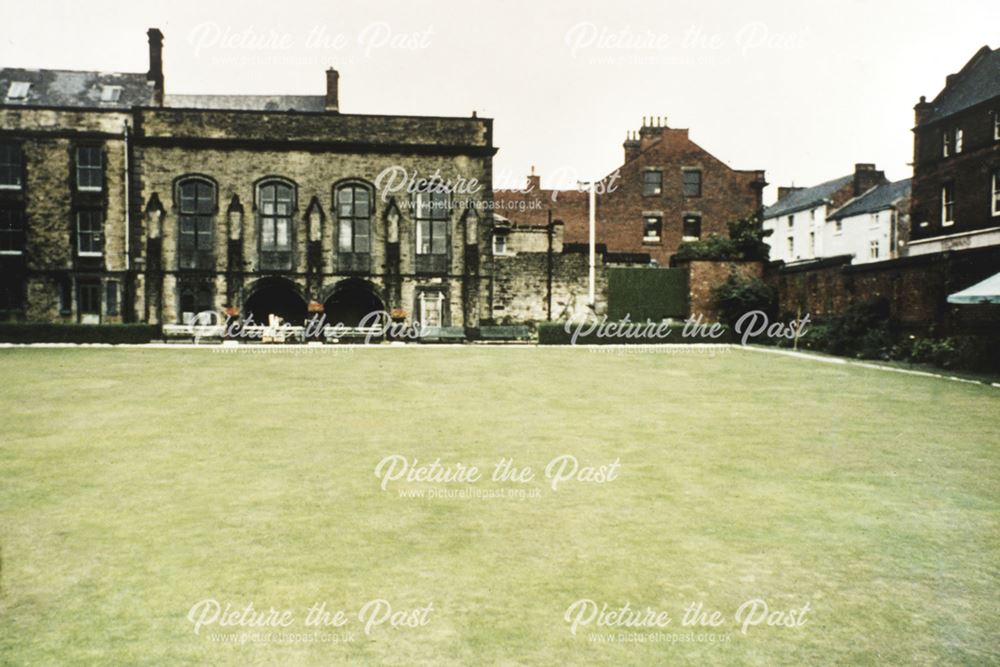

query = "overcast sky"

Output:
[[3, 0, 997, 200]]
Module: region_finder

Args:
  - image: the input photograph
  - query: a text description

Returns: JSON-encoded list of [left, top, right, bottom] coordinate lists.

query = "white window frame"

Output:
[[100, 85, 122, 103], [992, 170, 1000, 217], [787, 236, 794, 257], [954, 128, 963, 154], [0, 143, 22, 190], [418, 291, 445, 329], [941, 184, 955, 227], [995, 112, 1000, 141], [869, 239, 879, 260], [492, 233, 507, 256], [75, 147, 103, 192], [76, 210, 103, 256], [643, 215, 662, 243], [942, 130, 951, 157]]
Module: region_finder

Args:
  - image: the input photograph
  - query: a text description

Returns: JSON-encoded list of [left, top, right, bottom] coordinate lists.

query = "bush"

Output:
[[674, 211, 771, 263], [711, 271, 778, 332], [0, 323, 161, 344]]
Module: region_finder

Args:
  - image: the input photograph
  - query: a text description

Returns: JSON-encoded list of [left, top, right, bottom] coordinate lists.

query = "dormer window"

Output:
[[100, 85, 122, 103], [6, 82, 30, 101]]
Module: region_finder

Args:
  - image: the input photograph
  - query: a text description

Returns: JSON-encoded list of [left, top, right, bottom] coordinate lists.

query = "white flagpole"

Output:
[[588, 180, 596, 307]]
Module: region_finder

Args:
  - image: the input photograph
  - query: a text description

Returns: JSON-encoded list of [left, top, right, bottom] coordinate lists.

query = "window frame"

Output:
[[992, 170, 1000, 217], [77, 280, 101, 323], [681, 214, 701, 241], [0, 205, 25, 255], [178, 282, 215, 325], [177, 177, 216, 270], [941, 183, 955, 226], [492, 233, 507, 256], [0, 143, 22, 190], [75, 146, 103, 192], [869, 239, 880, 260], [256, 178, 296, 270], [76, 209, 104, 257], [413, 187, 450, 256], [642, 215, 662, 243], [641, 169, 662, 197], [682, 169, 702, 198], [6, 81, 30, 101], [335, 182, 373, 255]]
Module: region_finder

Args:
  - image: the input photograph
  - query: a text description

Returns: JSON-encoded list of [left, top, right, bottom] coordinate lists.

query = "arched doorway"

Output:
[[243, 278, 308, 326], [323, 279, 385, 327]]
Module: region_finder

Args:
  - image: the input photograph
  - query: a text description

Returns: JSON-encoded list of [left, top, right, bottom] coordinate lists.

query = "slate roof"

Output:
[[828, 179, 911, 221], [922, 46, 1000, 125], [0, 68, 154, 108], [763, 174, 853, 219], [164, 94, 326, 112]]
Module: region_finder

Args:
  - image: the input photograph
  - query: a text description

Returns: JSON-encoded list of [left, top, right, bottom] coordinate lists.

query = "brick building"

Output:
[[494, 118, 766, 265], [0, 29, 496, 329], [909, 45, 1000, 255]]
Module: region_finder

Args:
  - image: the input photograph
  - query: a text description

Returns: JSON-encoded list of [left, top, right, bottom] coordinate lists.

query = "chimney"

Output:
[[777, 186, 804, 201], [147, 28, 164, 106], [853, 163, 885, 196], [325, 68, 339, 112], [526, 165, 540, 192], [623, 131, 640, 162]]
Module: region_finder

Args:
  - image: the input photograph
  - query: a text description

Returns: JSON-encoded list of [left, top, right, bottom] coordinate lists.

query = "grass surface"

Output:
[[0, 346, 997, 666]]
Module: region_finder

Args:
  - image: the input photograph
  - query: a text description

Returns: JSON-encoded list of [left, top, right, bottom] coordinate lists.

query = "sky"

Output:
[[3, 0, 997, 201]]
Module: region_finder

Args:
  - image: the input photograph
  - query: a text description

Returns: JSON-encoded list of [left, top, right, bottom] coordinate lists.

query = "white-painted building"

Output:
[[762, 164, 889, 265], [825, 179, 911, 264]]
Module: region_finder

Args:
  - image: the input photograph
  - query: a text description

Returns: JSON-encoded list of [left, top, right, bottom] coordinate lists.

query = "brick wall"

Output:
[[684, 260, 764, 322]]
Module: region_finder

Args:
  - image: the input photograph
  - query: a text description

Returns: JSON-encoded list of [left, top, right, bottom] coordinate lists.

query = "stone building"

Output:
[[494, 118, 766, 266], [0, 29, 495, 329], [909, 45, 1000, 256]]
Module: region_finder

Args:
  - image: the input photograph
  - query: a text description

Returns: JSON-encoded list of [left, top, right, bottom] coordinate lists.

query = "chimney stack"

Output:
[[776, 186, 804, 201], [325, 68, 339, 112], [147, 28, 164, 106], [853, 163, 886, 196], [526, 165, 540, 192], [623, 130, 640, 162]]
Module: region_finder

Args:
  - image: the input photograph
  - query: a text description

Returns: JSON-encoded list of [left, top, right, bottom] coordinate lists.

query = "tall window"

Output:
[[809, 231, 816, 255], [493, 233, 507, 255], [682, 214, 701, 241], [336, 184, 371, 253], [941, 183, 955, 226], [76, 210, 103, 256], [178, 178, 215, 269], [787, 236, 794, 257], [106, 280, 119, 316], [786, 215, 794, 229], [869, 239, 880, 260], [682, 170, 702, 197], [0, 143, 21, 189], [992, 170, 1000, 216], [258, 180, 294, 270], [0, 278, 23, 315], [954, 128, 963, 154], [76, 146, 102, 191], [641, 170, 662, 196], [643, 216, 662, 243], [415, 190, 449, 255], [0, 206, 25, 254], [942, 130, 952, 157]]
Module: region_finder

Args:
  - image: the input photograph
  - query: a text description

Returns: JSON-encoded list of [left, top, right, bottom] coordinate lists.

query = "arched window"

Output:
[[336, 183, 372, 254], [177, 177, 216, 269], [258, 180, 295, 270]]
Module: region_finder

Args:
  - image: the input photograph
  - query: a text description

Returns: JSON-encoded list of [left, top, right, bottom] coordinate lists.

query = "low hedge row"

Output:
[[0, 323, 162, 344], [537, 321, 734, 345]]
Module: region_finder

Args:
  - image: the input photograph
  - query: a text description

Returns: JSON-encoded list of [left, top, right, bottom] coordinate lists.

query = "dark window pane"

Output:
[[683, 170, 702, 197]]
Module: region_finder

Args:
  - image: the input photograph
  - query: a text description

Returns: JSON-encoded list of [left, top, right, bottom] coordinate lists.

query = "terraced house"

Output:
[[0, 29, 496, 329]]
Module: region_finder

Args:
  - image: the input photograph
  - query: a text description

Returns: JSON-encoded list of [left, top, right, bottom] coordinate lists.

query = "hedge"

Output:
[[607, 268, 687, 322], [0, 323, 162, 344], [538, 320, 733, 345]]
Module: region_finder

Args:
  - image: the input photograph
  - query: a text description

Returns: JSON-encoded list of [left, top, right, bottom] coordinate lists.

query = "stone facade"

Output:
[[0, 29, 497, 330]]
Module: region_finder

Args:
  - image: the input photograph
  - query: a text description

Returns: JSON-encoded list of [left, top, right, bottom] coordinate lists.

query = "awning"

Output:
[[947, 271, 1000, 304]]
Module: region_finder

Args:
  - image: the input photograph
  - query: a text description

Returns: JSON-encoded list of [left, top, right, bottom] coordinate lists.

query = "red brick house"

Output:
[[495, 118, 766, 265]]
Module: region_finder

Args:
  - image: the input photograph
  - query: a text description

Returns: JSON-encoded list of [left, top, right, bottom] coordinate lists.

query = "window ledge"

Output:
[[77, 186, 102, 193], [77, 252, 103, 257], [0, 184, 22, 190], [0, 250, 23, 255]]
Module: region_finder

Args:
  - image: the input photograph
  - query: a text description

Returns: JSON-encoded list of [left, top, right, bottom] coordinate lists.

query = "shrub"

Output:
[[0, 323, 161, 344], [711, 271, 778, 332]]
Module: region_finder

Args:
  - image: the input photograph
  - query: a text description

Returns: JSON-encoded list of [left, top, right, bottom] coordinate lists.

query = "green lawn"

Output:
[[0, 347, 997, 666]]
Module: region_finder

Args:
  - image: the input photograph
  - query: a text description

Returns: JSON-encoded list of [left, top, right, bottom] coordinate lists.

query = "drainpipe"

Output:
[[123, 120, 132, 322]]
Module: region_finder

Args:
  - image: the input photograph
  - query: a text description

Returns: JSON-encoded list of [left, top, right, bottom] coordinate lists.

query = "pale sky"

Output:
[[3, 0, 997, 201]]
